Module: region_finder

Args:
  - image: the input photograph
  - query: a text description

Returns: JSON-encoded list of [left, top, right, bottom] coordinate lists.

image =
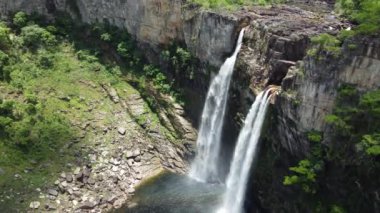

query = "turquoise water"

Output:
[[117, 172, 224, 213]]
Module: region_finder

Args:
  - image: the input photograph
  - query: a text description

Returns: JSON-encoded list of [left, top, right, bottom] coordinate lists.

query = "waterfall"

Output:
[[218, 89, 273, 213], [189, 28, 246, 183]]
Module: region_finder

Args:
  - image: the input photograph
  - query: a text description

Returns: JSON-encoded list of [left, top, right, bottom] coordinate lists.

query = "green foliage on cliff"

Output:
[[336, 0, 380, 35], [13, 12, 28, 28], [283, 131, 324, 194], [284, 85, 380, 211], [307, 33, 342, 59]]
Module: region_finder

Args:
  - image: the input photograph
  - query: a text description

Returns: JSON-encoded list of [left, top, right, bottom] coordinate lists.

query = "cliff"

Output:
[[0, 0, 379, 212]]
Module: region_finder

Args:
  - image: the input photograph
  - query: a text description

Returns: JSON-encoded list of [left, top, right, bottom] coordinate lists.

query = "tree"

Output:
[[20, 25, 56, 48], [13, 12, 28, 28]]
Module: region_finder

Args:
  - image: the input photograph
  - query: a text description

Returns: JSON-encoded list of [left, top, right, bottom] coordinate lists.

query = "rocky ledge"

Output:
[[26, 82, 195, 212]]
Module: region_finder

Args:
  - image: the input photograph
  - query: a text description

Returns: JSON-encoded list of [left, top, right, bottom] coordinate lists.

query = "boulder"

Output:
[[117, 127, 126, 135], [78, 201, 97, 209], [47, 189, 59, 197], [66, 173, 73, 182], [29, 201, 40, 209]]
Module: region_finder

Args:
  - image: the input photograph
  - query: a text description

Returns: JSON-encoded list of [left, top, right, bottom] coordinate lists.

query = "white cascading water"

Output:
[[189, 28, 246, 183], [218, 89, 273, 213]]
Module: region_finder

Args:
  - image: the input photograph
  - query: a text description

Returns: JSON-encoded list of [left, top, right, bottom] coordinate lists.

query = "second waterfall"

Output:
[[189, 28, 246, 183]]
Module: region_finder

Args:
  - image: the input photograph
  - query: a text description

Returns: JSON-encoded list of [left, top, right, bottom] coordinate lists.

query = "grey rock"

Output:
[[83, 168, 91, 177], [66, 173, 73, 182], [87, 178, 95, 185], [47, 189, 58, 197], [127, 188, 135, 194], [74, 167, 81, 175], [29, 201, 40, 209], [44, 203, 57, 210], [106, 195, 118, 204], [75, 171, 83, 181], [134, 156, 141, 162], [113, 199, 123, 209], [78, 201, 97, 209], [117, 127, 126, 135], [133, 149, 141, 157], [125, 151, 134, 159]]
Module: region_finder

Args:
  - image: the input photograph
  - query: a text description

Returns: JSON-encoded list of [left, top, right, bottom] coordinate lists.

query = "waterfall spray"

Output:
[[190, 28, 246, 183], [218, 88, 275, 213]]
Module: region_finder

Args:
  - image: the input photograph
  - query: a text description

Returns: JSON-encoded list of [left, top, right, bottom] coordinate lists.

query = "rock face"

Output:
[[0, 0, 241, 67], [1, 0, 379, 212], [276, 39, 380, 155]]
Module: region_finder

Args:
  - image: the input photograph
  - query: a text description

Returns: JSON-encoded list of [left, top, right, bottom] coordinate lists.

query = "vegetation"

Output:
[[336, 0, 380, 35], [0, 11, 184, 210], [308, 0, 380, 59], [283, 131, 323, 194], [283, 85, 380, 212]]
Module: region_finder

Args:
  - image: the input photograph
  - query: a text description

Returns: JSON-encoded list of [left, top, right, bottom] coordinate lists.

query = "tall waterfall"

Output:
[[219, 89, 273, 213], [189, 28, 246, 183]]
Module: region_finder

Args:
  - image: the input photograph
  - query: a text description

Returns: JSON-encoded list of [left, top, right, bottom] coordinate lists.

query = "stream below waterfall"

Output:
[[116, 172, 225, 213]]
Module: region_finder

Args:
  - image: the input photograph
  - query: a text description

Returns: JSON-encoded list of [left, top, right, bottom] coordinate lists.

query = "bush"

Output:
[[357, 134, 380, 156], [13, 12, 28, 28], [0, 22, 11, 50], [0, 50, 9, 80], [283, 159, 320, 193], [20, 25, 56, 48], [308, 33, 341, 58], [100, 33, 112, 42], [336, 0, 380, 35]]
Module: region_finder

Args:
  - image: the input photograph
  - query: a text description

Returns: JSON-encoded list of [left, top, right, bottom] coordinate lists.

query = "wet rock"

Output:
[[127, 188, 135, 194], [128, 202, 138, 209], [113, 199, 123, 209], [173, 160, 185, 168], [29, 201, 40, 209]]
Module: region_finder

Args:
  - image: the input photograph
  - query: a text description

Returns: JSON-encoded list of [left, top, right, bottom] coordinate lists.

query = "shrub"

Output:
[[0, 50, 9, 80], [0, 22, 11, 50], [13, 12, 28, 28], [308, 33, 341, 58], [76, 50, 98, 63], [336, 0, 380, 35], [307, 131, 323, 143], [283, 159, 320, 193], [100, 33, 112, 42], [357, 134, 380, 156], [20, 25, 56, 48]]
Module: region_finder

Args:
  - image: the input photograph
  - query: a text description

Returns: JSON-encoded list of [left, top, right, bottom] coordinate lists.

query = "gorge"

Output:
[[0, 0, 379, 213]]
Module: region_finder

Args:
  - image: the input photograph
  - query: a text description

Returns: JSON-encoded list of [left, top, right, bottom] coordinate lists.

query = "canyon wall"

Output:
[[0, 0, 379, 211]]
